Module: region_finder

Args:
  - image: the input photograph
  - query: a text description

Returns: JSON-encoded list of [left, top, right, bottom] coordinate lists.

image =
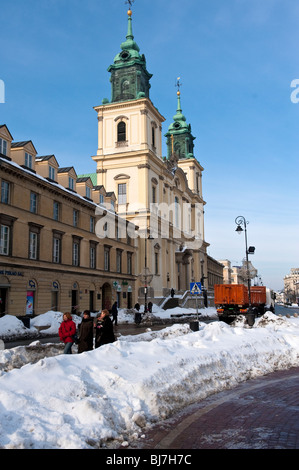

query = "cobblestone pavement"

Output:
[[129, 366, 299, 450]]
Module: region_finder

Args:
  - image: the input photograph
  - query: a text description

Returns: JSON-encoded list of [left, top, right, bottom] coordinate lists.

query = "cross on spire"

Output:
[[126, 0, 135, 9], [175, 77, 182, 94]]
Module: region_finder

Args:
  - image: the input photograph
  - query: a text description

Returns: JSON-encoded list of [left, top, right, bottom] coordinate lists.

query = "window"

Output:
[[52, 231, 63, 263], [152, 126, 155, 147], [155, 252, 159, 275], [73, 209, 79, 227], [0, 224, 9, 255], [68, 177, 75, 190], [118, 183, 127, 205], [86, 186, 91, 199], [53, 201, 60, 221], [1, 180, 10, 204], [0, 138, 7, 156], [152, 186, 156, 204], [90, 216, 95, 233], [30, 192, 38, 213], [72, 236, 81, 266], [90, 242, 97, 269], [117, 121, 126, 142], [127, 252, 132, 275], [99, 193, 104, 205], [49, 166, 55, 181], [25, 152, 33, 169], [29, 231, 38, 260], [116, 249, 122, 273], [104, 246, 110, 271]]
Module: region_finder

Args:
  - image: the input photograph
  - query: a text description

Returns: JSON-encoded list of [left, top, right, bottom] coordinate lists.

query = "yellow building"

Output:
[[0, 124, 137, 317]]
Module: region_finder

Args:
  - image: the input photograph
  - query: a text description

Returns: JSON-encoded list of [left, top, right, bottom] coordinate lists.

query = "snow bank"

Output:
[[0, 313, 298, 449]]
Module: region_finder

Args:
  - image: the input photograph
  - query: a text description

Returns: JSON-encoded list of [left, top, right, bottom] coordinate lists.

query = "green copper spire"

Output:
[[165, 82, 196, 160], [107, 9, 152, 103]]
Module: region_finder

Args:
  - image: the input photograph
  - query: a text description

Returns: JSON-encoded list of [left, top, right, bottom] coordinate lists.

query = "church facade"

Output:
[[90, 8, 218, 304]]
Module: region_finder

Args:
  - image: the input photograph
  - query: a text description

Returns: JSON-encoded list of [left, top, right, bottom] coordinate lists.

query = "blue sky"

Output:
[[1, 0, 299, 291]]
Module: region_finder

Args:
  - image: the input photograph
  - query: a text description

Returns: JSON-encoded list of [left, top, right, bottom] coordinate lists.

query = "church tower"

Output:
[[108, 9, 152, 102]]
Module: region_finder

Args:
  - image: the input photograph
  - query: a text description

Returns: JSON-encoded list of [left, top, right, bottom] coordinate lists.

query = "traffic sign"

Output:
[[190, 282, 202, 295]]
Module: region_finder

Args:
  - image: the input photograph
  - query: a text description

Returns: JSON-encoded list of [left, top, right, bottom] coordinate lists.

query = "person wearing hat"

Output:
[[94, 309, 115, 348], [78, 310, 94, 353]]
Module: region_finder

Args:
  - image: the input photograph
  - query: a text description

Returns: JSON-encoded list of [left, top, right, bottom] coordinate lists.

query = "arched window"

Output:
[[117, 121, 126, 142]]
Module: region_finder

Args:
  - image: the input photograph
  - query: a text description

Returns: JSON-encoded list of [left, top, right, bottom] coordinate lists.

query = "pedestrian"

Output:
[[111, 301, 118, 326], [78, 310, 94, 353], [171, 288, 175, 298], [134, 302, 140, 311], [148, 301, 153, 313], [94, 309, 115, 348], [58, 312, 77, 354]]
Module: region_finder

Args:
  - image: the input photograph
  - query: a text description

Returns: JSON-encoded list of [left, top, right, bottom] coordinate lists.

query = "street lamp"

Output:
[[141, 229, 153, 313], [235, 216, 252, 306]]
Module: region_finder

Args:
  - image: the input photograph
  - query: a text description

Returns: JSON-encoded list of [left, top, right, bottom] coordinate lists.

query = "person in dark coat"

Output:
[[94, 309, 115, 348], [148, 301, 153, 313], [111, 301, 118, 326], [78, 310, 94, 353], [170, 288, 175, 298]]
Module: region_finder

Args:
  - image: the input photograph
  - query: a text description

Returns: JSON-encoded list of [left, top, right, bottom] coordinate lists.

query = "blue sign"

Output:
[[190, 282, 202, 295]]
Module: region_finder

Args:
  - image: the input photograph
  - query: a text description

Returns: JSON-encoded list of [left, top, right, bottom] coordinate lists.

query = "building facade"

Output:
[[0, 125, 137, 317], [284, 268, 299, 304], [91, 8, 212, 302]]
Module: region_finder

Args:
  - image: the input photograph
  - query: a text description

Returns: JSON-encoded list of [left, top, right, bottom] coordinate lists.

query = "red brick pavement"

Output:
[[129, 366, 299, 450]]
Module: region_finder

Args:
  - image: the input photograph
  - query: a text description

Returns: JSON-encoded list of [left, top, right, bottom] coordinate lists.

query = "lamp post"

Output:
[[142, 229, 153, 314], [235, 216, 251, 306]]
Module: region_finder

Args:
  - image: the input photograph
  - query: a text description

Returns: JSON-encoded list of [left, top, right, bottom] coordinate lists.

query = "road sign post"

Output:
[[190, 282, 202, 322]]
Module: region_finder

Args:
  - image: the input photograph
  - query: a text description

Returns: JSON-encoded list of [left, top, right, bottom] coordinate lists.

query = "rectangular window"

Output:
[[72, 237, 81, 266], [29, 231, 38, 260], [73, 209, 79, 227], [118, 183, 127, 205], [53, 238, 60, 263], [30, 192, 38, 213], [0, 224, 9, 255], [104, 246, 110, 271], [1, 180, 10, 204], [53, 201, 60, 221], [116, 249, 122, 273], [0, 138, 7, 156], [127, 252, 132, 275], [25, 152, 33, 169], [155, 252, 159, 275], [152, 186, 156, 203], [86, 186, 91, 199], [99, 194, 104, 205], [90, 244, 96, 269], [90, 216, 95, 233], [68, 177, 74, 190], [49, 166, 55, 181]]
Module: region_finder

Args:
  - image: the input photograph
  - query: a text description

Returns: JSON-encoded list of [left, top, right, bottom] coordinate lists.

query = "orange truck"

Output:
[[214, 284, 269, 325]]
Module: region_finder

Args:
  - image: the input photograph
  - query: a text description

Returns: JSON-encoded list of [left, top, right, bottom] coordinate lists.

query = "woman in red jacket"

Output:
[[58, 312, 76, 354]]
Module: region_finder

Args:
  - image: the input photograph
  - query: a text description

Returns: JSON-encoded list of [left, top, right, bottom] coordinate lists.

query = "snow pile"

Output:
[[0, 313, 298, 449]]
